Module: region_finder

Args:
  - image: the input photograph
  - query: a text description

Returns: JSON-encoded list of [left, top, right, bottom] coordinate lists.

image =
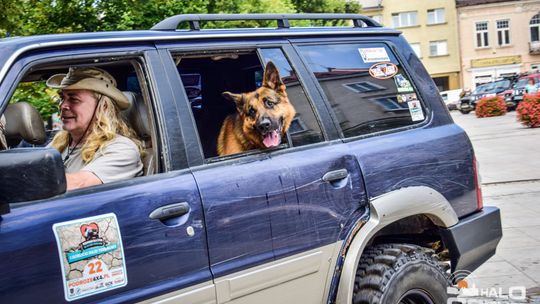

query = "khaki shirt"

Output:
[[60, 135, 143, 184]]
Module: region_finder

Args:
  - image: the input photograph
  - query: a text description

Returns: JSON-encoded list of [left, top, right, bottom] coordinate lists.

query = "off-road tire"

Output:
[[459, 108, 471, 114], [353, 244, 450, 304]]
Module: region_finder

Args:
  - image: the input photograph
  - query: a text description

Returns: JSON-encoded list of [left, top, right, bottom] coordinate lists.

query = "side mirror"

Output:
[[0, 148, 66, 215]]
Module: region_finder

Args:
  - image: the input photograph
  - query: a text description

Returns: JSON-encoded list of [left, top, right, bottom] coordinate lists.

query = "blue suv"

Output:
[[0, 14, 502, 304]]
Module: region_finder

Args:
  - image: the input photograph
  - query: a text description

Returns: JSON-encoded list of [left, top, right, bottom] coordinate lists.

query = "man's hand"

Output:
[[66, 171, 102, 190]]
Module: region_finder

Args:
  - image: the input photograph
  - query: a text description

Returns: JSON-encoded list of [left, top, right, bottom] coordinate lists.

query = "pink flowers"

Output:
[[517, 93, 540, 128], [475, 96, 507, 118]]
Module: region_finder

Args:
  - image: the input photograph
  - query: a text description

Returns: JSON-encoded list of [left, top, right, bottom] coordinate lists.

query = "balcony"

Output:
[[530, 41, 540, 54]]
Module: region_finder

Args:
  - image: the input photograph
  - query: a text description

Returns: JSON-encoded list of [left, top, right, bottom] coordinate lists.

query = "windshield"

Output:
[[515, 78, 529, 89], [474, 80, 511, 94], [472, 84, 489, 94]]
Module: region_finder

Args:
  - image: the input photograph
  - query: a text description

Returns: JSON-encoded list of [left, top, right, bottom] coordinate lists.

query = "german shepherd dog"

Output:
[[217, 61, 296, 156]]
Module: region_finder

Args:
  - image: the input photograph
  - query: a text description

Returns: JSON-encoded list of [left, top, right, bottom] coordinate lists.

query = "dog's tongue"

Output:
[[263, 130, 281, 148]]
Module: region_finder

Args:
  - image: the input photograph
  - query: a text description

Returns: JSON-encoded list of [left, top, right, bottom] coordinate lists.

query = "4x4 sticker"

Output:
[[369, 62, 398, 79], [394, 74, 414, 93], [52, 213, 127, 302], [358, 47, 390, 63]]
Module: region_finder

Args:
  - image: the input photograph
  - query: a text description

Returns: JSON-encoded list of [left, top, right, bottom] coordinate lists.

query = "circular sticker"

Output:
[[369, 62, 398, 80]]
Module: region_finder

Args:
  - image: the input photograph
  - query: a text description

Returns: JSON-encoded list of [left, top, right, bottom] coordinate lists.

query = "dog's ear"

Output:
[[262, 61, 285, 93], [222, 91, 244, 110]]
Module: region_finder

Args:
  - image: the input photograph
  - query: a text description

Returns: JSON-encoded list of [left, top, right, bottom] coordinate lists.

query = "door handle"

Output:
[[149, 202, 190, 221], [322, 169, 349, 182]]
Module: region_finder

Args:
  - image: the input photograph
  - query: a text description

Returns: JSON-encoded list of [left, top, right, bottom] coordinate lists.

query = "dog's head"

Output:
[[80, 222, 99, 241], [222, 61, 296, 149]]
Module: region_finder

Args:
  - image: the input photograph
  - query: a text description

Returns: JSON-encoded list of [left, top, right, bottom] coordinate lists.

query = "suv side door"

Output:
[[0, 47, 214, 303], [158, 40, 368, 303]]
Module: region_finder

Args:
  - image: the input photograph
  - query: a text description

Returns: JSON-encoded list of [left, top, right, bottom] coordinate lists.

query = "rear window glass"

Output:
[[298, 43, 425, 138]]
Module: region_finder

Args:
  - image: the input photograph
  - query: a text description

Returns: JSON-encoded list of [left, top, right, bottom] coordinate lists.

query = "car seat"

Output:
[[1, 102, 46, 148], [122, 92, 155, 175]]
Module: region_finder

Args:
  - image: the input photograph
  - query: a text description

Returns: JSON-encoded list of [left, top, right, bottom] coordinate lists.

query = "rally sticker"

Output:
[[408, 100, 425, 121], [52, 213, 127, 301], [394, 73, 414, 93], [369, 62, 398, 79], [359, 47, 390, 63]]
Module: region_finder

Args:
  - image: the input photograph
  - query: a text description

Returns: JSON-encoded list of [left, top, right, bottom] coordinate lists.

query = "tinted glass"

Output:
[[259, 48, 324, 146], [298, 43, 425, 138]]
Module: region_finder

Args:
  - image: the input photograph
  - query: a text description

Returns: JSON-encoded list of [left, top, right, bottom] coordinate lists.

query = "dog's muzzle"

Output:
[[257, 117, 282, 148]]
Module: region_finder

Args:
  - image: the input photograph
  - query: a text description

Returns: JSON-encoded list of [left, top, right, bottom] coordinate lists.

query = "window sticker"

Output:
[[358, 47, 391, 63], [394, 74, 414, 93], [369, 62, 398, 79], [52, 213, 127, 302], [397, 93, 418, 103], [408, 100, 425, 121]]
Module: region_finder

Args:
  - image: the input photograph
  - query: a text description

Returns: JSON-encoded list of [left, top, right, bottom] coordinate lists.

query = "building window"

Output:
[[392, 11, 418, 28], [530, 14, 540, 42], [476, 21, 489, 48], [410, 43, 422, 58], [427, 8, 445, 24], [497, 20, 510, 46], [429, 40, 448, 56]]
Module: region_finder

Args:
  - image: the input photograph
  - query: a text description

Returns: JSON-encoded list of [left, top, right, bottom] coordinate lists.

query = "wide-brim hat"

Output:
[[46, 67, 129, 110]]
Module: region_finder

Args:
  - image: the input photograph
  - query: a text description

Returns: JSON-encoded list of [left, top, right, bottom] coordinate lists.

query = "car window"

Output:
[[259, 48, 324, 147], [4, 59, 158, 177], [172, 47, 324, 160], [297, 43, 426, 138]]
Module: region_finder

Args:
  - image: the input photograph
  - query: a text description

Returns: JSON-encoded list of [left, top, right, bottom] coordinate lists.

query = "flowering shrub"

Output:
[[475, 96, 507, 118], [517, 93, 540, 128]]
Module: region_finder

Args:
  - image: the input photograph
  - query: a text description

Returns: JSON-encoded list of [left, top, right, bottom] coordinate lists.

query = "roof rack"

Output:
[[151, 13, 382, 31]]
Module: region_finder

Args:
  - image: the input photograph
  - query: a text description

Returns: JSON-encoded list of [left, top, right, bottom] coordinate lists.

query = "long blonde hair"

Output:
[[51, 94, 144, 163]]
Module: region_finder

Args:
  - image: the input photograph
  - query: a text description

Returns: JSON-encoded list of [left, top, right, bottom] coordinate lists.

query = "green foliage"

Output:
[[2, 0, 359, 36], [11, 82, 58, 120], [0, 0, 22, 37]]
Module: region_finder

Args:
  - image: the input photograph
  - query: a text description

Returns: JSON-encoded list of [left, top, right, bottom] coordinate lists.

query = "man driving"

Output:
[[47, 67, 143, 190]]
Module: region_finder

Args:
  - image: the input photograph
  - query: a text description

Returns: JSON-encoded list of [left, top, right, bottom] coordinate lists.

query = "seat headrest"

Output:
[[2, 102, 46, 146], [122, 92, 151, 140]]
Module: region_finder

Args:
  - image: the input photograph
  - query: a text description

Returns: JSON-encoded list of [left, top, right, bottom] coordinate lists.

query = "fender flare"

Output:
[[334, 186, 458, 303]]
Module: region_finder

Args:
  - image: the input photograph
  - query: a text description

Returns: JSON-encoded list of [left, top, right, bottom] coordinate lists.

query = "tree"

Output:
[[0, 0, 23, 37], [11, 82, 58, 121]]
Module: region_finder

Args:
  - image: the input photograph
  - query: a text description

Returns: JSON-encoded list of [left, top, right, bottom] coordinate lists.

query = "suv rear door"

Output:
[[157, 40, 368, 303], [0, 47, 214, 303]]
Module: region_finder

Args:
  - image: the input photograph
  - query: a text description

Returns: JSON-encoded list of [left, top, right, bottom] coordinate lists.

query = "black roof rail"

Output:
[[151, 13, 382, 31]]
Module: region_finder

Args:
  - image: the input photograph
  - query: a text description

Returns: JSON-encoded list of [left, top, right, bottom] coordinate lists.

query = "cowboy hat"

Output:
[[46, 67, 129, 110]]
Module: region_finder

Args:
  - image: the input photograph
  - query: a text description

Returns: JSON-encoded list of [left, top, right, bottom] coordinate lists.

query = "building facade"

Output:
[[457, 0, 540, 89], [359, 0, 462, 91]]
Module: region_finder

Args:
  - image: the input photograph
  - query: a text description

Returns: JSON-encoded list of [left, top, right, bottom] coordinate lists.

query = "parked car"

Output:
[[440, 89, 462, 111], [460, 78, 513, 114], [511, 73, 540, 109], [0, 14, 501, 304]]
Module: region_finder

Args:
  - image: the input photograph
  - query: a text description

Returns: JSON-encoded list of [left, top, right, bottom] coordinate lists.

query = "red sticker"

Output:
[[369, 62, 398, 80]]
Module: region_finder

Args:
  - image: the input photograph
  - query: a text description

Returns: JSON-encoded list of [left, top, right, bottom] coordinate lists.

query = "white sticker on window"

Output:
[[358, 47, 390, 63], [408, 100, 425, 121], [52, 213, 127, 302]]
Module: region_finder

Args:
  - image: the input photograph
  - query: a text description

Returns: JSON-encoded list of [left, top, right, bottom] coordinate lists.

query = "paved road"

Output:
[[451, 110, 540, 302]]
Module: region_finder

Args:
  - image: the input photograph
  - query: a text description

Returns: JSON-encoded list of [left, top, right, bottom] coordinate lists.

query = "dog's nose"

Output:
[[257, 117, 272, 133]]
